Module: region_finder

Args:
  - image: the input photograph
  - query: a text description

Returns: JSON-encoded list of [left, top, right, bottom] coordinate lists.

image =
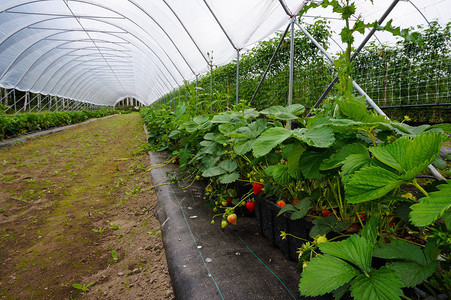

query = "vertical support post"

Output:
[[288, 18, 295, 107], [210, 64, 213, 102], [38, 94, 41, 111], [196, 75, 199, 99], [236, 49, 240, 105], [23, 91, 27, 111], [13, 89, 16, 114]]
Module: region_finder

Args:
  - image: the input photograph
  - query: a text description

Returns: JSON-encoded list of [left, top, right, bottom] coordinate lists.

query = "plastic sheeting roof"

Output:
[[0, 0, 449, 106]]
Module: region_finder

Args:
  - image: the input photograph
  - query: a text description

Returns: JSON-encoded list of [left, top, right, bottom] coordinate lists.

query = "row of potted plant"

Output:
[[0, 109, 122, 140], [141, 95, 449, 298]]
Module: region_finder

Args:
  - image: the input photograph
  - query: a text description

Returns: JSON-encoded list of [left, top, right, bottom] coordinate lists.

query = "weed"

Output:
[[1, 175, 15, 182], [111, 249, 119, 262], [94, 209, 105, 215], [106, 220, 121, 230], [0, 229, 13, 243], [12, 195, 28, 203], [115, 198, 127, 206], [92, 227, 105, 233], [115, 178, 125, 188], [72, 282, 94, 294], [123, 278, 130, 291], [125, 185, 141, 196], [147, 226, 161, 238]]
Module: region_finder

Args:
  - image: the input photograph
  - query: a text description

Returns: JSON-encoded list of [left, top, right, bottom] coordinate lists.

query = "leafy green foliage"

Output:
[[300, 216, 404, 299], [310, 216, 350, 238], [409, 181, 451, 226], [0, 109, 117, 140], [201, 160, 239, 184], [277, 197, 311, 220], [299, 254, 360, 296], [346, 132, 445, 203], [260, 104, 305, 120], [373, 239, 439, 287], [345, 167, 403, 203], [264, 165, 292, 185], [252, 127, 291, 158], [350, 267, 403, 300]]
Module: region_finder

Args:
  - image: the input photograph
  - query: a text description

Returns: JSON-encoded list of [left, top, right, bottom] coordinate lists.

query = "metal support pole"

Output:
[[288, 18, 295, 106], [250, 23, 291, 105], [196, 74, 199, 99], [13, 89, 16, 114], [210, 64, 213, 103], [24, 91, 29, 112], [236, 49, 240, 105]]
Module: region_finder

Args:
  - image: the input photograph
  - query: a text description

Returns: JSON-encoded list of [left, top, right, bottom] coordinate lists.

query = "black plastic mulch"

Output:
[[149, 151, 329, 300]]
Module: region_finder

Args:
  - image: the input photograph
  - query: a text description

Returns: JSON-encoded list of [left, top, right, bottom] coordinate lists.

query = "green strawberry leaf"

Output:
[[401, 132, 444, 180], [373, 239, 426, 264], [234, 140, 253, 155], [199, 156, 220, 172], [350, 267, 403, 300], [346, 166, 404, 203], [248, 118, 268, 137], [286, 142, 306, 180], [341, 153, 372, 183], [409, 180, 451, 226], [260, 104, 305, 120], [252, 127, 292, 158], [310, 216, 336, 237], [265, 165, 292, 185], [369, 138, 410, 173], [193, 115, 209, 124], [387, 261, 438, 288], [321, 142, 368, 170], [202, 166, 226, 177], [218, 123, 235, 135], [299, 150, 330, 180], [319, 235, 372, 274], [299, 255, 360, 296], [292, 126, 335, 148], [218, 160, 237, 173], [359, 215, 379, 246], [219, 172, 239, 184]]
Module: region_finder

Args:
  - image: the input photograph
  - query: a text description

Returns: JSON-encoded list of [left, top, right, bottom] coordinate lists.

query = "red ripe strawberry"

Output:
[[277, 200, 286, 208], [227, 197, 233, 206], [252, 183, 264, 195], [174, 157, 179, 165], [227, 213, 237, 225], [321, 210, 331, 217], [389, 217, 395, 228], [355, 212, 366, 221], [245, 202, 255, 213]]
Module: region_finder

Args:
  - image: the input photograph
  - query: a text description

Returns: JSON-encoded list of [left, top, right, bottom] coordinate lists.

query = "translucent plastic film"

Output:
[[0, 0, 449, 106]]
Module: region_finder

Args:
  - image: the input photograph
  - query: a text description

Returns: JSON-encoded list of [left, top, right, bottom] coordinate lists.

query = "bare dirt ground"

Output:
[[0, 113, 174, 299]]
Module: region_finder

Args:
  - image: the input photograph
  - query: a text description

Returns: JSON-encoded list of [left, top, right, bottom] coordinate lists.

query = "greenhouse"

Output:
[[0, 0, 450, 299]]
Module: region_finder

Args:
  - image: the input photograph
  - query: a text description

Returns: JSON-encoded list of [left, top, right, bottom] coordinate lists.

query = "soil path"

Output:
[[0, 113, 174, 299]]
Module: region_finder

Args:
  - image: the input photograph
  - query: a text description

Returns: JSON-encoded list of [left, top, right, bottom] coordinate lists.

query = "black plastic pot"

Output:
[[255, 195, 313, 261]]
